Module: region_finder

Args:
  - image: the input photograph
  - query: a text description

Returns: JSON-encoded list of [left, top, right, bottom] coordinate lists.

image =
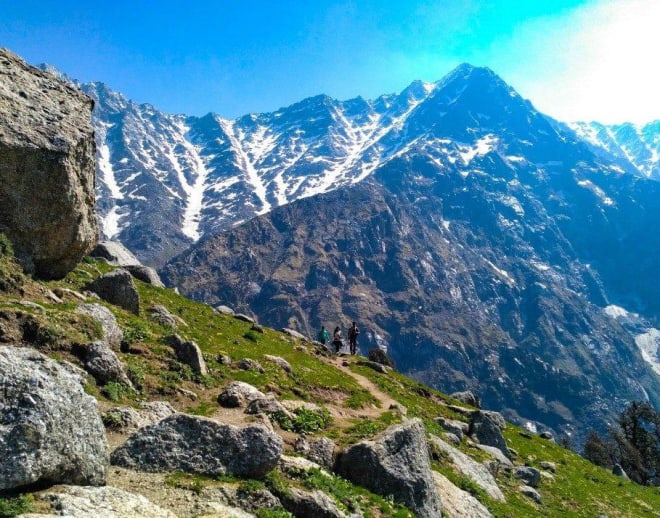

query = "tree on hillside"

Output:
[[583, 401, 660, 485]]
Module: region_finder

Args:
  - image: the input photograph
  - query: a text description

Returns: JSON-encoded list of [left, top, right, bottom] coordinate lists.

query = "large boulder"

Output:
[[469, 410, 511, 459], [429, 435, 505, 502], [90, 240, 140, 266], [432, 472, 493, 518], [110, 414, 282, 478], [84, 340, 133, 387], [277, 487, 348, 518], [124, 264, 165, 287], [0, 48, 97, 279], [218, 381, 265, 408], [85, 269, 140, 315], [76, 303, 123, 350], [168, 334, 208, 375], [335, 419, 442, 518], [0, 346, 108, 490], [102, 401, 176, 432]]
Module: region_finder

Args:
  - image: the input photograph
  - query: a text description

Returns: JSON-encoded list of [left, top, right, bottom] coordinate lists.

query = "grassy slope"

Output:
[[1, 252, 659, 517]]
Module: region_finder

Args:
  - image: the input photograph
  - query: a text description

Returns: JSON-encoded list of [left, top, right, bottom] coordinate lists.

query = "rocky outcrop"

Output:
[[469, 410, 511, 459], [91, 241, 140, 266], [85, 269, 140, 315], [432, 471, 493, 518], [335, 419, 442, 518], [295, 436, 336, 470], [514, 466, 541, 488], [76, 303, 123, 350], [0, 48, 97, 278], [277, 487, 348, 518], [84, 340, 133, 387], [147, 304, 180, 329], [264, 354, 292, 373], [0, 346, 108, 490], [31, 485, 176, 517], [110, 414, 282, 478], [451, 391, 481, 408], [124, 264, 165, 287], [429, 435, 505, 502]]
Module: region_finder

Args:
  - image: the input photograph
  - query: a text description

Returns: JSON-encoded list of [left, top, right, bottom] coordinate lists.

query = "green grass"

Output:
[[0, 494, 34, 518], [270, 407, 333, 433]]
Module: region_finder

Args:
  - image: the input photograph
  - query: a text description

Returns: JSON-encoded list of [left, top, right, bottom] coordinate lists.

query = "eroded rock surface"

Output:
[[0, 48, 97, 278], [0, 346, 108, 490]]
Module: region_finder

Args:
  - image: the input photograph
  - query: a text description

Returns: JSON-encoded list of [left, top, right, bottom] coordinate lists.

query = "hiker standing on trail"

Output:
[[348, 321, 360, 355], [318, 325, 330, 345], [332, 326, 343, 354]]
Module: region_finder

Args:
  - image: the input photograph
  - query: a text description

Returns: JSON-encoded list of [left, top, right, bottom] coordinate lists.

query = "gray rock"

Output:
[[0, 346, 108, 490], [450, 391, 481, 408], [443, 432, 462, 445], [251, 323, 265, 334], [335, 419, 443, 518], [111, 414, 282, 478], [612, 463, 629, 478], [514, 466, 541, 488], [278, 487, 348, 518], [245, 396, 292, 418], [281, 328, 307, 340], [236, 358, 265, 373], [218, 381, 265, 408], [234, 313, 255, 323], [103, 401, 176, 431], [0, 49, 97, 279], [168, 334, 208, 375], [469, 410, 511, 459], [436, 416, 469, 441], [264, 354, 292, 373], [147, 304, 179, 329], [519, 485, 542, 504], [76, 303, 123, 350], [540, 461, 556, 473], [539, 431, 555, 442], [90, 241, 140, 266], [358, 360, 390, 374], [429, 435, 505, 502], [84, 340, 133, 387], [294, 436, 336, 470], [124, 264, 165, 287], [215, 305, 235, 315], [85, 269, 140, 315], [432, 472, 493, 518], [34, 485, 176, 517], [476, 444, 514, 469], [199, 486, 280, 516], [279, 454, 331, 476]]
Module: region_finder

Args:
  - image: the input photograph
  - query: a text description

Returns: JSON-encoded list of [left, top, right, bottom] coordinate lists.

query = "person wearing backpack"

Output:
[[348, 321, 360, 355], [318, 325, 330, 346]]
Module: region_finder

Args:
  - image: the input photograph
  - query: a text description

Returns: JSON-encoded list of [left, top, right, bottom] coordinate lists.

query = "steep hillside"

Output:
[[1, 244, 659, 516], [162, 67, 660, 443]]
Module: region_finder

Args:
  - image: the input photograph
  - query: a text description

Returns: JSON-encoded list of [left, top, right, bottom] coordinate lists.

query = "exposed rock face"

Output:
[[76, 303, 123, 350], [432, 471, 493, 518], [33, 485, 176, 517], [0, 48, 97, 278], [90, 240, 140, 266], [0, 346, 108, 490], [469, 410, 511, 458], [335, 419, 442, 518], [110, 414, 282, 478], [295, 436, 336, 470], [429, 435, 505, 502], [85, 269, 140, 314]]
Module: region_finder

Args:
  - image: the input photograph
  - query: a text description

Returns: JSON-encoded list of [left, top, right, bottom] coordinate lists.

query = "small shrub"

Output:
[[256, 508, 293, 518], [0, 233, 14, 257], [101, 381, 133, 402], [272, 407, 332, 433], [243, 330, 260, 343], [0, 494, 34, 517], [123, 321, 149, 345]]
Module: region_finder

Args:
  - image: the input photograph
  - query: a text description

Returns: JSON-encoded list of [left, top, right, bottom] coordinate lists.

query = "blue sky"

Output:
[[1, 0, 659, 123]]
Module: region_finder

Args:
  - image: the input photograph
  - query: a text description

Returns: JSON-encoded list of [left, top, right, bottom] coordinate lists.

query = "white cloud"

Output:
[[492, 0, 660, 124]]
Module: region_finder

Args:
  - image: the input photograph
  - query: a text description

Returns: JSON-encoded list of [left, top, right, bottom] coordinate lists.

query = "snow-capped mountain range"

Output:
[[75, 63, 658, 268]]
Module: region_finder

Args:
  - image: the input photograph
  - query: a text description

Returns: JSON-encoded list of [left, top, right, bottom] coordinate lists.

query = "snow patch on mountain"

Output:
[[635, 329, 660, 376]]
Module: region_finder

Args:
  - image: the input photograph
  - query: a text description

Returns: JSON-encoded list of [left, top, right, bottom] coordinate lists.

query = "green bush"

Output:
[[0, 494, 34, 517], [272, 407, 332, 434]]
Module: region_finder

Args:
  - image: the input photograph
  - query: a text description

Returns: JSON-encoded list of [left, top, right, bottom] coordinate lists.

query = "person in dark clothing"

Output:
[[318, 325, 330, 345], [332, 326, 343, 354], [348, 321, 360, 355]]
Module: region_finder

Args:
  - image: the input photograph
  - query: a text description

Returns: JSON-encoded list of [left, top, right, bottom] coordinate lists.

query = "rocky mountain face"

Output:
[[569, 120, 660, 180], [0, 49, 98, 278], [162, 66, 660, 440]]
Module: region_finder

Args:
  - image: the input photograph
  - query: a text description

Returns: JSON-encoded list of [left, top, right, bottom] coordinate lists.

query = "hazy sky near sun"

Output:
[[1, 0, 658, 123]]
